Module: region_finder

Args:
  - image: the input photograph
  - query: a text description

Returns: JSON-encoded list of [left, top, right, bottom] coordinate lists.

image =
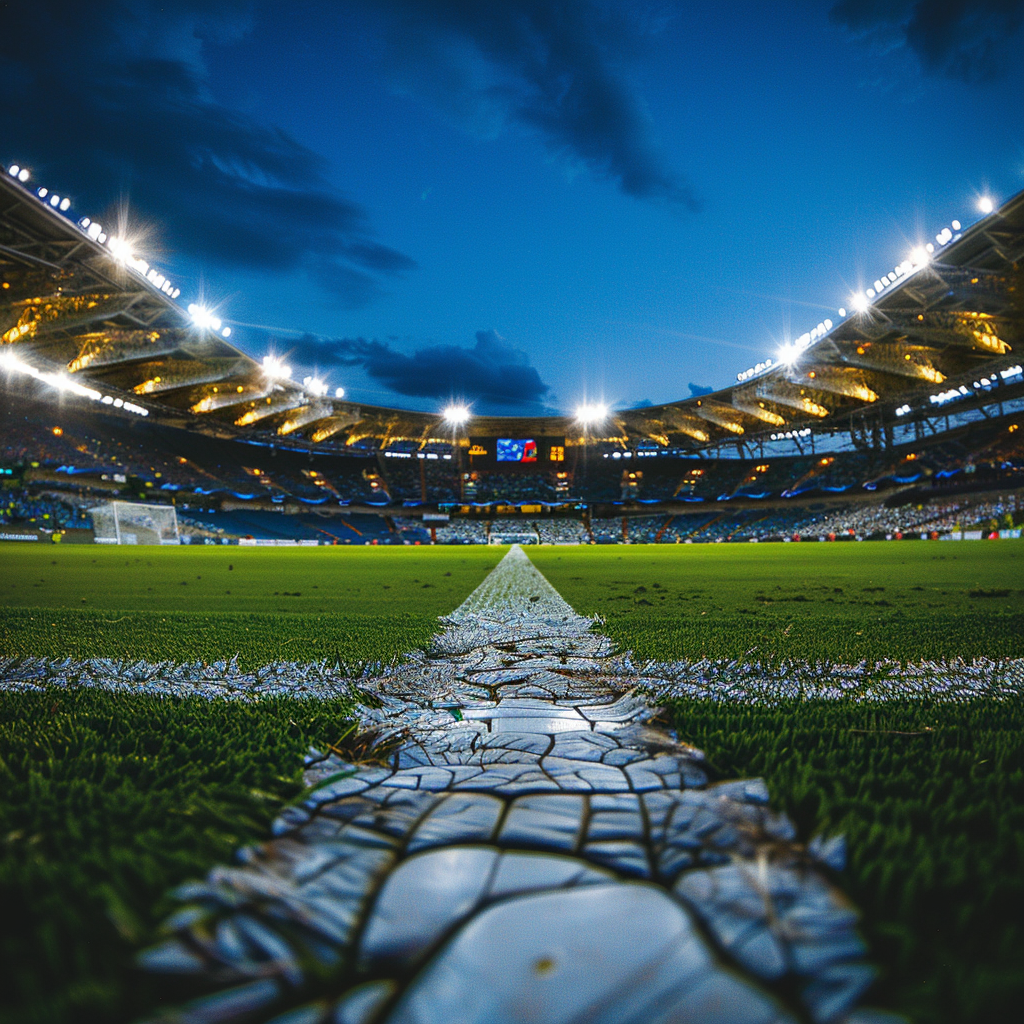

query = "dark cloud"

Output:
[[0, 1, 415, 305], [363, 0, 697, 209], [688, 382, 713, 397], [830, 0, 1024, 81], [281, 328, 552, 411]]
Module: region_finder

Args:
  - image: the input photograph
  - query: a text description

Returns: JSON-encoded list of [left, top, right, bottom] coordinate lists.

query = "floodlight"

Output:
[[108, 236, 134, 263], [850, 292, 870, 313], [777, 342, 797, 364], [910, 246, 928, 266], [978, 197, 994, 215], [575, 402, 608, 425], [188, 304, 220, 331], [442, 403, 471, 426], [303, 375, 328, 397], [335, 387, 346, 398], [262, 355, 292, 380]]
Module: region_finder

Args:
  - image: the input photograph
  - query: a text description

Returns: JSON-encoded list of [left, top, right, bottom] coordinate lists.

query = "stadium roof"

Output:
[[2, 162, 1022, 454]]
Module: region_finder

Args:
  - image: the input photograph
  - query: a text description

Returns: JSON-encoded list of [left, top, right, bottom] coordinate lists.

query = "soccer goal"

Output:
[[488, 531, 539, 545], [92, 501, 180, 545]]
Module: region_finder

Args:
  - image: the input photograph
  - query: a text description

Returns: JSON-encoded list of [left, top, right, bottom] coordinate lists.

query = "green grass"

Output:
[[0, 688, 356, 1024], [668, 698, 1024, 1024], [3, 540, 1024, 1023], [529, 541, 1024, 661], [0, 546, 503, 666]]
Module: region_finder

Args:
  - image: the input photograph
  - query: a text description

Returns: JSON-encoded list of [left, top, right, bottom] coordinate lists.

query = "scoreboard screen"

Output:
[[497, 438, 538, 463], [471, 436, 566, 464]]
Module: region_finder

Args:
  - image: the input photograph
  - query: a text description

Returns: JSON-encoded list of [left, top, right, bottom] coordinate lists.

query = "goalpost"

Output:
[[92, 501, 180, 545], [488, 531, 539, 545]]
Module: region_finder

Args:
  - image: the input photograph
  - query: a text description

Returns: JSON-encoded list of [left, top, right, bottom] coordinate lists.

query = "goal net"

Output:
[[92, 501, 180, 545], [488, 531, 539, 545]]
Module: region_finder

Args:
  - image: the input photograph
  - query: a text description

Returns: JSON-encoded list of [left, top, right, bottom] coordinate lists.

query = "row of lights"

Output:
[[0, 349, 149, 415], [5, 162, 242, 342], [258, 355, 345, 397], [769, 428, 812, 441], [600, 449, 663, 458], [774, 197, 996, 369], [927, 364, 1023, 406], [736, 358, 774, 382], [382, 450, 453, 460], [897, 364, 1021, 417]]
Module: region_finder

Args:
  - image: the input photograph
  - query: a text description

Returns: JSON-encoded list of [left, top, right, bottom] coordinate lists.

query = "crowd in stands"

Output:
[[534, 519, 589, 544], [591, 517, 625, 543], [433, 519, 489, 544], [468, 472, 560, 503], [0, 488, 93, 531], [4, 382, 1024, 547], [487, 518, 540, 542]]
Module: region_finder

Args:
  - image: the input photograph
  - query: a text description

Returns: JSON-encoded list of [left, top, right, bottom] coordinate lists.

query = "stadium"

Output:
[[3, 18, 1024, 1024], [2, 161, 1022, 548]]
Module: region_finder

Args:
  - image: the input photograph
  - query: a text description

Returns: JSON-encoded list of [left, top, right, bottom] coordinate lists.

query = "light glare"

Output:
[[262, 355, 292, 380], [575, 402, 608, 425], [442, 403, 471, 426]]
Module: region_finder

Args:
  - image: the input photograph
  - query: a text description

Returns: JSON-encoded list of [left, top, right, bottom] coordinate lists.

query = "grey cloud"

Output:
[[363, 0, 698, 208], [0, 1, 415, 305], [281, 328, 553, 411], [831, 0, 1024, 81]]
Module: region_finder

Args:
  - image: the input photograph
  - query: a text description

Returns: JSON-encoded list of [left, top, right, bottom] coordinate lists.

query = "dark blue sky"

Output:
[[2, 1, 1023, 414]]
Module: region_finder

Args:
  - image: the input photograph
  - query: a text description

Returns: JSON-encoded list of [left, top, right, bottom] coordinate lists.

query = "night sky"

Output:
[[2, 1, 1023, 415]]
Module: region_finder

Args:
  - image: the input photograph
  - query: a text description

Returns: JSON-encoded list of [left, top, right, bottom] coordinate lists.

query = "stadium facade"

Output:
[[2, 161, 1023, 535]]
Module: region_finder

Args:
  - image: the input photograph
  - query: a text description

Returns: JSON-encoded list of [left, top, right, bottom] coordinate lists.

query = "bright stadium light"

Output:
[[443, 403, 471, 426], [978, 196, 994, 215], [187, 304, 222, 331], [910, 246, 929, 267], [575, 402, 608, 425], [302, 375, 328, 397], [335, 386, 346, 398], [262, 355, 292, 380], [850, 292, 870, 314], [107, 234, 134, 262], [777, 342, 797, 364]]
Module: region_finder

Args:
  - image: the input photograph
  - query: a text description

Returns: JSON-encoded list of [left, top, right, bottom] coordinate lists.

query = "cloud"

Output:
[[363, 0, 698, 209], [0, 1, 415, 305], [280, 328, 552, 411], [688, 382, 713, 397], [830, 0, 1024, 81]]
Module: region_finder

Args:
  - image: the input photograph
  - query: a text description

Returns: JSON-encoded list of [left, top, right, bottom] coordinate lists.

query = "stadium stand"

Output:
[[434, 519, 489, 544], [534, 518, 590, 544]]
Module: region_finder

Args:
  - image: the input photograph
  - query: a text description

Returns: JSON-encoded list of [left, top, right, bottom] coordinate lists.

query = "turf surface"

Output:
[[668, 698, 1024, 1024], [0, 688, 356, 1024], [0, 546, 502, 666], [530, 541, 1024, 662], [3, 540, 1024, 1023]]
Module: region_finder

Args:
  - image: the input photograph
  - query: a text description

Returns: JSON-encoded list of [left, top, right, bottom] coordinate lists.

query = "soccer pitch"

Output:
[[2, 540, 1024, 1024], [2, 540, 1023, 664]]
